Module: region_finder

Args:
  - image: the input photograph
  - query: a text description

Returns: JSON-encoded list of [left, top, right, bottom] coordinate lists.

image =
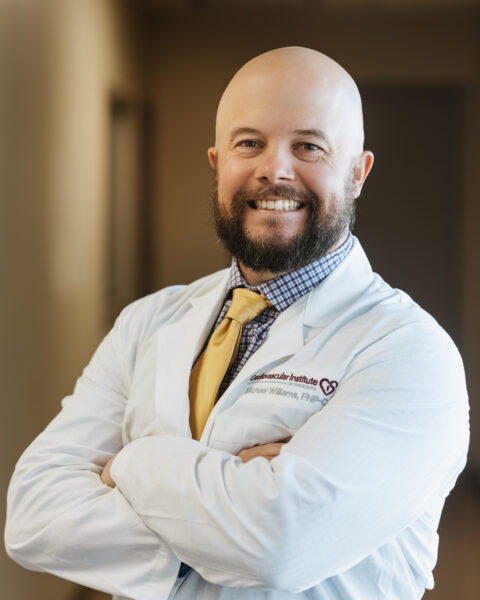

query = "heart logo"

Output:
[[319, 378, 338, 396]]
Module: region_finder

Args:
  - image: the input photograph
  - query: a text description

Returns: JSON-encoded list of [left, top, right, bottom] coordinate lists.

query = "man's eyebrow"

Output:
[[229, 127, 262, 142], [293, 129, 331, 145]]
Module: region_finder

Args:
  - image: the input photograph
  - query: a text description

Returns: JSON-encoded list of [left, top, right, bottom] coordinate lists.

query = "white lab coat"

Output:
[[5, 237, 469, 600]]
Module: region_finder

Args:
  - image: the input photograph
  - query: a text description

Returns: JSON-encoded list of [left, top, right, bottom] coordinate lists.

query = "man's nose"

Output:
[[255, 146, 295, 184]]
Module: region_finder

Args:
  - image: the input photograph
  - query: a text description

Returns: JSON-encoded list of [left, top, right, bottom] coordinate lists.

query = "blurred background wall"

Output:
[[1, 1, 147, 597], [1, 0, 479, 599]]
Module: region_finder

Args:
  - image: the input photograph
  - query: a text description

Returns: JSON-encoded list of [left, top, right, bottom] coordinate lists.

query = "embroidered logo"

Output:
[[319, 378, 338, 396]]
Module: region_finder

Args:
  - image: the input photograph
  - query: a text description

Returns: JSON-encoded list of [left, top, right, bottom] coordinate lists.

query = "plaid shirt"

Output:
[[214, 234, 353, 398]]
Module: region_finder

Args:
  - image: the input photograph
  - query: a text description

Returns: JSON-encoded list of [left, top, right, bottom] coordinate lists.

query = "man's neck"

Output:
[[237, 264, 284, 287]]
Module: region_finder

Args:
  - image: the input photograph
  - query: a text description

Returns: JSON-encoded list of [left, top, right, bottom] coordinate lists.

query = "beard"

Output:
[[212, 177, 356, 275]]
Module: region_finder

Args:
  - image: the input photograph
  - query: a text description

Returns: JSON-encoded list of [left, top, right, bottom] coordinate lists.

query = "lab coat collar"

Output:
[[302, 236, 374, 328]]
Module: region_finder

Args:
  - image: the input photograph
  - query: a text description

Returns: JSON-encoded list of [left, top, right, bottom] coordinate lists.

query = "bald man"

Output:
[[6, 48, 468, 600]]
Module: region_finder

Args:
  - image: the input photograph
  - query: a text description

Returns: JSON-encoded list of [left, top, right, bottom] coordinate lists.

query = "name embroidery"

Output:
[[248, 372, 338, 397]]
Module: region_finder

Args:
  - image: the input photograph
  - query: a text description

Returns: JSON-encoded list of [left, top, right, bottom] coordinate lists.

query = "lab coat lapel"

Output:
[[154, 272, 229, 437], [302, 236, 374, 328]]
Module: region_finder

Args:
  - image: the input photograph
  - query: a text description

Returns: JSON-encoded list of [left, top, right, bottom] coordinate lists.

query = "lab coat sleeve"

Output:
[[4, 299, 180, 600], [110, 317, 470, 592]]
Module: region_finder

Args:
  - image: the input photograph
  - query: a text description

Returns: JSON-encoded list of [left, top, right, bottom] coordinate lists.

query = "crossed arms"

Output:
[[5, 298, 469, 598]]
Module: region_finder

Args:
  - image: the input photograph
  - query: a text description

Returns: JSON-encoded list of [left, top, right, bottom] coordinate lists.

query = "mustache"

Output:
[[234, 185, 317, 204]]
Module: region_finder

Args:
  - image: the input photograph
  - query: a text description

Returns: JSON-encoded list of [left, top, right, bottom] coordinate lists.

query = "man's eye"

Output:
[[294, 142, 324, 162], [238, 140, 260, 148], [298, 143, 321, 152]]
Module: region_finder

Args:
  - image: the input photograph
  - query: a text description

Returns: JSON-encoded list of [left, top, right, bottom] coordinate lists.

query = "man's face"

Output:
[[209, 69, 368, 276]]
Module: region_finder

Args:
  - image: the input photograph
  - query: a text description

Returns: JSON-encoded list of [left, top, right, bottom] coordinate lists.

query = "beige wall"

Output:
[[151, 7, 480, 466], [0, 1, 146, 597]]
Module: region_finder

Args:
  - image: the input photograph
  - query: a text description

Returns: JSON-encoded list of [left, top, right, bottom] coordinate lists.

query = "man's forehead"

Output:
[[219, 82, 349, 142], [222, 67, 343, 110], [215, 47, 364, 151]]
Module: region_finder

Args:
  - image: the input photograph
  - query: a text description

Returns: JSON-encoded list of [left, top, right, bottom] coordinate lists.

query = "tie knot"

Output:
[[226, 288, 272, 325]]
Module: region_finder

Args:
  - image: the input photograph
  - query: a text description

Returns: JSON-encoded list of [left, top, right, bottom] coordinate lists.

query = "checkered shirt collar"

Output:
[[225, 233, 353, 313]]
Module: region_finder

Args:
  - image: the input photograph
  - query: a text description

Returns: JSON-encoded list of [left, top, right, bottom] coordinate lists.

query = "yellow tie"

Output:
[[189, 288, 272, 440]]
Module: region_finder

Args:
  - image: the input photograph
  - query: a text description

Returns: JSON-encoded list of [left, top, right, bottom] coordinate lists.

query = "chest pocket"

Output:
[[208, 384, 331, 455]]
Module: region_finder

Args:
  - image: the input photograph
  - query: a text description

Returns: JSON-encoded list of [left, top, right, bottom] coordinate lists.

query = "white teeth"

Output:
[[253, 199, 302, 211]]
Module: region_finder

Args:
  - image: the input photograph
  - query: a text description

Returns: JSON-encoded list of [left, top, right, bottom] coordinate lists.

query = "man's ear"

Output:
[[351, 151, 374, 199], [207, 147, 217, 169]]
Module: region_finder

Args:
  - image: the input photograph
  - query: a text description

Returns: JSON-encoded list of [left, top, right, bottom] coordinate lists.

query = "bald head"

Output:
[[215, 46, 365, 155]]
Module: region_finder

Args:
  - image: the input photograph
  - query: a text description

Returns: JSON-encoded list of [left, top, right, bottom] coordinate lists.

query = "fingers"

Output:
[[100, 455, 117, 488], [237, 442, 285, 463]]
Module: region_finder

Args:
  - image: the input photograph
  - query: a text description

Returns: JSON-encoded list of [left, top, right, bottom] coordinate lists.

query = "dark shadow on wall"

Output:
[[106, 96, 156, 328], [355, 85, 464, 348]]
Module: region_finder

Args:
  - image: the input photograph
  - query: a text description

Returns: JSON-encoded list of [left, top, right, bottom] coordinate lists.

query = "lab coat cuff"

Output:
[[109, 437, 149, 490]]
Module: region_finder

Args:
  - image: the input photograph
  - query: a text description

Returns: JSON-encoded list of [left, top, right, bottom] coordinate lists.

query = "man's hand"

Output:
[[237, 442, 286, 463], [101, 454, 117, 488]]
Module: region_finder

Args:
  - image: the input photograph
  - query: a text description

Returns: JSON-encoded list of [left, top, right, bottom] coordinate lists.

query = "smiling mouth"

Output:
[[250, 199, 304, 211]]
